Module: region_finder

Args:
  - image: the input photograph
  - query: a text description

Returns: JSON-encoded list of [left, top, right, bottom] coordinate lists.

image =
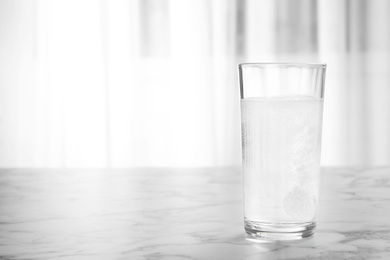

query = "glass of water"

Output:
[[239, 63, 326, 241]]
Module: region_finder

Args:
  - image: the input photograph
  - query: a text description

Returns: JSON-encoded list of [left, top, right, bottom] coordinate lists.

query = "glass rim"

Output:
[[238, 62, 326, 69]]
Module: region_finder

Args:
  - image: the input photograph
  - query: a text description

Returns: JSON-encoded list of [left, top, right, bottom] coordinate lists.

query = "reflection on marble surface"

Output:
[[1, 167, 390, 259]]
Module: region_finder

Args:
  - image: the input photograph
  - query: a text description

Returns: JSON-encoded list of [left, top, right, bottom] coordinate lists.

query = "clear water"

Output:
[[241, 96, 323, 224]]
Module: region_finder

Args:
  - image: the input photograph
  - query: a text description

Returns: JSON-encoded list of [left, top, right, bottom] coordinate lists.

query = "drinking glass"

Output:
[[239, 63, 326, 240]]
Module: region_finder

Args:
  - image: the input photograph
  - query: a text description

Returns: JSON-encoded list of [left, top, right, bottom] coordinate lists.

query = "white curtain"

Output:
[[0, 0, 389, 167], [0, 0, 240, 167]]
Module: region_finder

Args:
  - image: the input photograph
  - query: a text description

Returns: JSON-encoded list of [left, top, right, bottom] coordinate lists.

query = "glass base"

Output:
[[245, 220, 316, 241]]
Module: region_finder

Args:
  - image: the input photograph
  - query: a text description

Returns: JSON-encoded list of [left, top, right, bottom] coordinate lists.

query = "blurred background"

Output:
[[0, 0, 389, 168]]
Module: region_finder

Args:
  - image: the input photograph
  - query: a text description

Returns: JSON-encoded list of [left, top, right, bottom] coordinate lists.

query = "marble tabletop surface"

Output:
[[0, 167, 390, 259]]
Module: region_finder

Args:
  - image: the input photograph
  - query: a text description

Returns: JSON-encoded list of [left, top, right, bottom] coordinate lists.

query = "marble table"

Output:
[[0, 167, 390, 259]]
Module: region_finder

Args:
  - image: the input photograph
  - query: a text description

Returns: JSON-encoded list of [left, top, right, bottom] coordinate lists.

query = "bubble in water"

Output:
[[284, 187, 315, 221]]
